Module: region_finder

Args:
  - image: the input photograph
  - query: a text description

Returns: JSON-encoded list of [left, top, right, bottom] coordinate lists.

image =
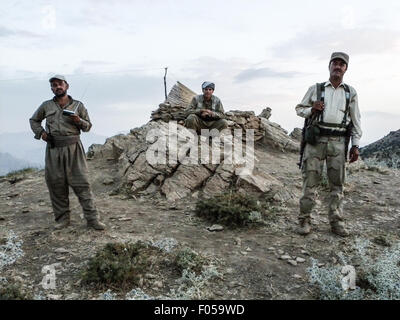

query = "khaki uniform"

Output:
[[296, 81, 362, 224], [29, 96, 99, 223], [185, 95, 228, 132]]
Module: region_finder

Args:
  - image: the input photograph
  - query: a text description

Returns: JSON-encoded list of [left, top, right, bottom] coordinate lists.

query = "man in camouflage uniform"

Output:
[[296, 52, 362, 237], [185, 82, 228, 133], [29, 75, 105, 230]]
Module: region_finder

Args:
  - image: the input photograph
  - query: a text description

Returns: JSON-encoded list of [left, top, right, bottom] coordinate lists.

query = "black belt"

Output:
[[48, 135, 80, 148], [318, 127, 347, 137]]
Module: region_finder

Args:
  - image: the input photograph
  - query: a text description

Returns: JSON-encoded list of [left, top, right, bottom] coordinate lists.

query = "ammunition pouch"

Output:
[[304, 122, 320, 145]]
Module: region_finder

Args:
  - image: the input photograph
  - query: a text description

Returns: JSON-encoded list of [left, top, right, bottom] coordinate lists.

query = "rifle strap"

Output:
[[316, 82, 325, 122], [341, 83, 351, 127]]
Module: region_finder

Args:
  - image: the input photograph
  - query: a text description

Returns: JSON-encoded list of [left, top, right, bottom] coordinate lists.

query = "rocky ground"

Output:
[[1, 151, 399, 300]]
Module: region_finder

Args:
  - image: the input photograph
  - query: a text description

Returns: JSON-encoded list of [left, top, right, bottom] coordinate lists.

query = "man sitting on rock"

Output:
[[184, 82, 228, 134]]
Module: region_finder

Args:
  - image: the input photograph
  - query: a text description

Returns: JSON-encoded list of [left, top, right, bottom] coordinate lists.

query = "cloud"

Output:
[[0, 26, 14, 37], [273, 27, 400, 60], [234, 68, 300, 82], [0, 25, 43, 38]]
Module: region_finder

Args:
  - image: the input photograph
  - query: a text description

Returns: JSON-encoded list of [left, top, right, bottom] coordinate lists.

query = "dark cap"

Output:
[[202, 81, 215, 90], [49, 74, 67, 83], [330, 52, 349, 65]]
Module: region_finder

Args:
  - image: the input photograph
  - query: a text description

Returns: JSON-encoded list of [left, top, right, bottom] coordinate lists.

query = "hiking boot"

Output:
[[54, 219, 70, 230], [297, 220, 311, 235], [87, 219, 106, 230], [331, 222, 349, 237]]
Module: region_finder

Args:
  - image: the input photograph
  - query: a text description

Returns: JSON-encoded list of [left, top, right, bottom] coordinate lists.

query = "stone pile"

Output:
[[87, 82, 301, 202]]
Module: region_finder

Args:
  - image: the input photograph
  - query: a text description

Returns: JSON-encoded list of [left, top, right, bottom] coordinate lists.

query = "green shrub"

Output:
[[174, 247, 205, 274], [81, 241, 158, 289], [195, 191, 271, 228], [0, 283, 32, 300]]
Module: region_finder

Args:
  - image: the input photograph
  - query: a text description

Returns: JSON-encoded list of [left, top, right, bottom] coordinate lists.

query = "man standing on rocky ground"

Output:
[[185, 82, 228, 134], [295, 52, 362, 237], [29, 75, 106, 231]]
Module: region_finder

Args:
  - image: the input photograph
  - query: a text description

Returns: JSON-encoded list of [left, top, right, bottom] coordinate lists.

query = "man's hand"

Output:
[[312, 101, 324, 114], [200, 109, 213, 119], [41, 131, 48, 141], [70, 114, 81, 124], [349, 146, 360, 163]]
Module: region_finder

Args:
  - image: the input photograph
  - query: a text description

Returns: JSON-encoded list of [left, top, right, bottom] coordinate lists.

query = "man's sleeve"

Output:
[[77, 103, 92, 132], [186, 96, 202, 116], [295, 85, 315, 119], [29, 103, 46, 140], [212, 98, 225, 120], [349, 90, 362, 146]]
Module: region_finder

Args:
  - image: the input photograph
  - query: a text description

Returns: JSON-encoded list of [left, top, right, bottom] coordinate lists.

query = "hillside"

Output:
[[360, 130, 400, 168]]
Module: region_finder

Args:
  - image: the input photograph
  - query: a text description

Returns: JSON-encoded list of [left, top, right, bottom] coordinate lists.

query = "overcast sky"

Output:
[[1, 0, 400, 145]]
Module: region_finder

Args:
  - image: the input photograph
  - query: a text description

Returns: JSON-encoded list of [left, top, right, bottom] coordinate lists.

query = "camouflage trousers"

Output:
[[45, 140, 98, 223], [299, 136, 346, 224], [185, 114, 228, 133]]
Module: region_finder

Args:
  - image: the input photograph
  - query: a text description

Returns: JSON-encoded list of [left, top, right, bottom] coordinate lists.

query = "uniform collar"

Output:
[[53, 95, 74, 108], [201, 94, 214, 102], [325, 80, 345, 88]]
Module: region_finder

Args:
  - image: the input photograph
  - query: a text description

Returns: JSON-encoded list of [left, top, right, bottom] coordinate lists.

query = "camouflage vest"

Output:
[[195, 95, 219, 111]]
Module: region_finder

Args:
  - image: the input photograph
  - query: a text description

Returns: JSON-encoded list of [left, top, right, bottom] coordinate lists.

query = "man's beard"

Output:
[[55, 90, 67, 97]]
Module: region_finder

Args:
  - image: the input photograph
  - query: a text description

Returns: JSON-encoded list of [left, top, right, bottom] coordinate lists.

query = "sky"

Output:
[[1, 0, 400, 146]]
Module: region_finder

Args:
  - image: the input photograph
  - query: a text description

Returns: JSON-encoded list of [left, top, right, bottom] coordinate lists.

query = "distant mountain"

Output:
[[0, 152, 41, 176], [0, 131, 107, 175], [360, 129, 400, 168]]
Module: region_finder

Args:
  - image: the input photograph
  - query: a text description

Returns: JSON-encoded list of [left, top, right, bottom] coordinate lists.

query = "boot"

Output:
[[87, 219, 106, 230], [331, 221, 349, 237], [297, 219, 311, 235], [54, 219, 70, 230]]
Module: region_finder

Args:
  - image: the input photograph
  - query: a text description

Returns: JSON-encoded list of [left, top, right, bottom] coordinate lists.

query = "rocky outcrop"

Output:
[[289, 128, 303, 142], [87, 82, 300, 202], [260, 119, 300, 152], [258, 107, 272, 120], [88, 121, 289, 202]]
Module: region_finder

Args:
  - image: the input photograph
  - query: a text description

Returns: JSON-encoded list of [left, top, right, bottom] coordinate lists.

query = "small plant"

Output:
[[195, 191, 271, 227], [0, 231, 24, 270], [0, 282, 32, 300], [174, 247, 205, 274], [307, 258, 365, 300], [307, 239, 400, 300], [81, 241, 159, 289]]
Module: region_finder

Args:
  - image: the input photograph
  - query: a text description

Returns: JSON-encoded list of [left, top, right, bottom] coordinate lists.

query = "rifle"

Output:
[[298, 111, 319, 169], [297, 82, 325, 169], [344, 122, 353, 161]]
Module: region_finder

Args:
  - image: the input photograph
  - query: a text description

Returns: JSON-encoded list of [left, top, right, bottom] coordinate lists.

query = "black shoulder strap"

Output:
[[341, 84, 351, 127], [316, 82, 325, 102], [316, 82, 326, 122]]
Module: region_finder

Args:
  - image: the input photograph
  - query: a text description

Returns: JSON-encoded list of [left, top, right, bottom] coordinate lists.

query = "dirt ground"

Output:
[[1, 152, 400, 300]]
